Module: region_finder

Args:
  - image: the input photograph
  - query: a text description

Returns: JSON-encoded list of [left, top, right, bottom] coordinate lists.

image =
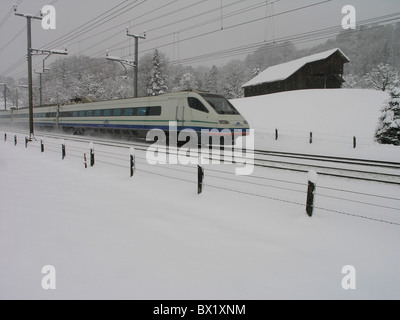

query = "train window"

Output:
[[200, 94, 239, 115], [79, 111, 86, 117], [62, 112, 73, 117], [136, 107, 149, 116], [73, 111, 78, 117], [188, 97, 209, 113], [149, 106, 162, 116], [94, 110, 102, 117], [124, 108, 135, 116], [103, 110, 111, 117], [113, 108, 122, 117], [87, 110, 93, 117]]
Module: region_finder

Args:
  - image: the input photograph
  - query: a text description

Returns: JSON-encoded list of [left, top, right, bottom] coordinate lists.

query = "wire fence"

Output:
[[2, 131, 400, 227]]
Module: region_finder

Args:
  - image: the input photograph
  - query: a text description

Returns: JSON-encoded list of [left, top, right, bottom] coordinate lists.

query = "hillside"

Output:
[[231, 89, 400, 161]]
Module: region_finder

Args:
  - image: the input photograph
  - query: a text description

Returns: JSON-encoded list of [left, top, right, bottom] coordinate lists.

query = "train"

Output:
[[0, 91, 249, 141]]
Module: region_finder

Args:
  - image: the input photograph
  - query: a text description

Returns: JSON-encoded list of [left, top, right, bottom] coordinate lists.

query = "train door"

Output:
[[176, 98, 185, 128]]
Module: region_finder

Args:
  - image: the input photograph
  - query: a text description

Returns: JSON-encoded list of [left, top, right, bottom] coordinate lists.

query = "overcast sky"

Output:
[[1, 0, 400, 80]]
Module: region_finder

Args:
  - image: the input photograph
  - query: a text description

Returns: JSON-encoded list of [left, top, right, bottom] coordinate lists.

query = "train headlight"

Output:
[[219, 120, 230, 125], [243, 121, 248, 125]]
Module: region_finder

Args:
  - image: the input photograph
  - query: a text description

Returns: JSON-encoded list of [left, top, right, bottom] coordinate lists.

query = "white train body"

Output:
[[0, 91, 249, 138]]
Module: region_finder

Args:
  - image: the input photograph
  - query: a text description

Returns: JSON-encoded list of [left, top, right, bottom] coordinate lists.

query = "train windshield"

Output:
[[200, 94, 240, 115]]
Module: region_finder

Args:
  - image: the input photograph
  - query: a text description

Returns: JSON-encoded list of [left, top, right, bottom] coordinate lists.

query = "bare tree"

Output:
[[363, 63, 399, 91]]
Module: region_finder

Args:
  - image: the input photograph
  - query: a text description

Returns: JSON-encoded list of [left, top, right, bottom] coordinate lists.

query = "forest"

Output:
[[1, 22, 400, 107]]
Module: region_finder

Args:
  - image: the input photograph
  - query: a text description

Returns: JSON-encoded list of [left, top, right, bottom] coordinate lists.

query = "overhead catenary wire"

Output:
[[24, 15, 400, 85], [0, 0, 140, 75], [1, 0, 332, 77], [0, 0, 23, 28], [4, 4, 400, 86], [0, 0, 59, 53], [39, 0, 134, 51]]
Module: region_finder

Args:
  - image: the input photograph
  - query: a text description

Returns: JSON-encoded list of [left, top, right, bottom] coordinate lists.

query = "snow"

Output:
[[0, 136, 399, 300], [242, 48, 349, 88], [231, 89, 400, 162], [307, 170, 318, 184]]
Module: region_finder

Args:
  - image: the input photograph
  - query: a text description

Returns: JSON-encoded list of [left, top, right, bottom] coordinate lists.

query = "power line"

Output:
[[66, 0, 181, 52], [85, 0, 331, 62], [14, 12, 400, 82], [12, 10, 400, 82], [5, 2, 400, 79], [0, 0, 23, 28], [95, 0, 336, 61], [0, 0, 143, 77], [41, 0, 132, 50], [58, 0, 211, 59]]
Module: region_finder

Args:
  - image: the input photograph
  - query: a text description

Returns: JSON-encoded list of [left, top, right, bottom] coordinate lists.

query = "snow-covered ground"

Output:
[[0, 134, 399, 300], [232, 89, 400, 162]]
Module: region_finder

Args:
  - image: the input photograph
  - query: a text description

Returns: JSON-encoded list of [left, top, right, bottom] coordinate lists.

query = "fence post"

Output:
[[275, 129, 279, 141], [198, 165, 204, 195], [41, 139, 44, 153], [84, 153, 87, 169], [61, 139, 66, 160], [353, 136, 357, 149], [306, 170, 318, 217], [130, 147, 135, 178], [310, 132, 313, 144], [4, 133, 6, 142], [90, 142, 95, 167], [14, 135, 17, 146]]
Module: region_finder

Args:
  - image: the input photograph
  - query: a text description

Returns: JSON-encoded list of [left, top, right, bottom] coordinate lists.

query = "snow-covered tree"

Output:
[[342, 74, 362, 89], [205, 65, 218, 93], [222, 60, 248, 99], [147, 49, 168, 96], [173, 72, 199, 92], [363, 63, 399, 92], [375, 83, 400, 145], [252, 66, 261, 77]]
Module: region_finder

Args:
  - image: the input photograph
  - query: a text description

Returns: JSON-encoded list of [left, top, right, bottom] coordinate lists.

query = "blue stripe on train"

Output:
[[35, 122, 248, 133]]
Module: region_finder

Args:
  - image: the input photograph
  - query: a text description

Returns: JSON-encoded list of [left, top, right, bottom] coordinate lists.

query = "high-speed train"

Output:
[[0, 91, 249, 140]]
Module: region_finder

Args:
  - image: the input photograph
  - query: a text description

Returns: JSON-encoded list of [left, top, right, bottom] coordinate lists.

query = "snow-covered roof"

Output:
[[242, 48, 350, 88]]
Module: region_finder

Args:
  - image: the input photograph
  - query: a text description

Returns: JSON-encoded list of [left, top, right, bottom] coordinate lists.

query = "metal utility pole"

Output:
[[106, 51, 135, 92], [127, 28, 146, 98], [14, 6, 42, 139]]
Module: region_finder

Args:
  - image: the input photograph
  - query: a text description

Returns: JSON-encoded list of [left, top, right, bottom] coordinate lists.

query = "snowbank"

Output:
[[0, 139, 399, 300], [232, 89, 400, 161]]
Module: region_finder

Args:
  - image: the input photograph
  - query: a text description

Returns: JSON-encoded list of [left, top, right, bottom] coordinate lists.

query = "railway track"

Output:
[[3, 128, 400, 185]]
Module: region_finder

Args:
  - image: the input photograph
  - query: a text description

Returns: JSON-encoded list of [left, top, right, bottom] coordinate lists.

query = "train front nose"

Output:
[[218, 117, 250, 135]]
